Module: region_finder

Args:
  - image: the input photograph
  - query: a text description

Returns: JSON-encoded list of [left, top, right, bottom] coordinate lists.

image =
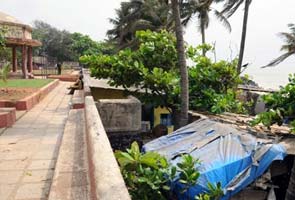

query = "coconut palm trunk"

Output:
[[286, 160, 295, 200], [237, 0, 251, 74], [171, 0, 189, 127], [200, 18, 206, 56]]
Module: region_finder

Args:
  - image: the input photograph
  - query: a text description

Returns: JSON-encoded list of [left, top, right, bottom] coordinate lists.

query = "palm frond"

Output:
[[221, 0, 244, 18], [261, 52, 294, 68], [278, 32, 295, 44], [213, 9, 232, 32]]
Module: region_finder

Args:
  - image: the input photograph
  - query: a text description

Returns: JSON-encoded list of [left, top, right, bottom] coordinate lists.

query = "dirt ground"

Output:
[[0, 88, 38, 101]]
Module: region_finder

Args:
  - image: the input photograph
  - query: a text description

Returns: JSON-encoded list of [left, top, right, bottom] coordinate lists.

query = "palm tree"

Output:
[[262, 24, 295, 68], [107, 0, 173, 49], [171, 0, 189, 127], [221, 0, 252, 74], [181, 0, 231, 56]]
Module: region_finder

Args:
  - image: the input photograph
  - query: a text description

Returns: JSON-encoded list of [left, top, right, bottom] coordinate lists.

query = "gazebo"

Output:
[[0, 11, 42, 79]]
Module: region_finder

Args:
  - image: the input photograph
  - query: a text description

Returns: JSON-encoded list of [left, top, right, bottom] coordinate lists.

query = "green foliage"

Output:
[[196, 182, 224, 200], [0, 79, 53, 88], [81, 30, 180, 109], [115, 142, 176, 200], [0, 27, 6, 50], [0, 26, 11, 63], [176, 155, 201, 200], [116, 142, 223, 200], [0, 63, 10, 83], [251, 74, 295, 133], [82, 30, 247, 114], [32, 20, 114, 62], [107, 0, 172, 49], [71, 33, 115, 57], [188, 45, 246, 114], [177, 155, 200, 193]]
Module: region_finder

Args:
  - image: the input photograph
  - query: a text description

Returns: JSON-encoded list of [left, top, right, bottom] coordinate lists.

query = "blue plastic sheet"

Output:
[[143, 118, 286, 199]]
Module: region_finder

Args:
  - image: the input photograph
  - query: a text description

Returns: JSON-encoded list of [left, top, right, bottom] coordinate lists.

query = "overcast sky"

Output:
[[1, 0, 295, 89]]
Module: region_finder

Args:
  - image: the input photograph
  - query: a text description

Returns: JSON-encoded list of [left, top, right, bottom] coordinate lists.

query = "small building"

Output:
[[0, 11, 42, 78]]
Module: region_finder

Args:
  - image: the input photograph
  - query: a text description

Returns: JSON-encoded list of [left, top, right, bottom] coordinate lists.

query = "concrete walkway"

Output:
[[0, 82, 72, 200]]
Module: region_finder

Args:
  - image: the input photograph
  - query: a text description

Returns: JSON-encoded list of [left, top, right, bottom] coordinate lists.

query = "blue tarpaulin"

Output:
[[143, 118, 286, 199]]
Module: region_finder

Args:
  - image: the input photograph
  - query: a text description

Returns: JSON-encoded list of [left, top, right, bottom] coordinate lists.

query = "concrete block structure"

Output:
[[96, 96, 142, 133]]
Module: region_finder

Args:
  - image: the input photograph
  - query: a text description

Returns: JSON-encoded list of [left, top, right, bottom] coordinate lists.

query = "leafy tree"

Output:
[[32, 20, 112, 62], [71, 33, 115, 58], [181, 0, 231, 56], [32, 20, 75, 61], [107, 0, 173, 49], [262, 24, 295, 68], [221, 0, 252, 74], [187, 45, 246, 114], [81, 30, 247, 119], [81, 30, 180, 111]]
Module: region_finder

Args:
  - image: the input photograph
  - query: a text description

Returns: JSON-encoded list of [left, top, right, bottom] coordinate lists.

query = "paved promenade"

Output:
[[0, 82, 71, 200]]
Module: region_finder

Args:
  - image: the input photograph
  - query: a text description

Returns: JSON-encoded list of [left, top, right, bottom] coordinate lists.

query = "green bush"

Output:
[[251, 74, 295, 133], [80, 30, 180, 110], [187, 45, 247, 114], [115, 142, 224, 200], [115, 142, 176, 200], [81, 30, 248, 115], [0, 63, 10, 83]]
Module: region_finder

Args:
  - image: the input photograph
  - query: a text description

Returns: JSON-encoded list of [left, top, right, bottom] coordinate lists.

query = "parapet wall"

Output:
[[84, 96, 131, 200]]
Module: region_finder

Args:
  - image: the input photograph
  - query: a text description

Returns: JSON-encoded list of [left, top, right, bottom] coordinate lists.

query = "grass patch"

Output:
[[0, 79, 54, 88]]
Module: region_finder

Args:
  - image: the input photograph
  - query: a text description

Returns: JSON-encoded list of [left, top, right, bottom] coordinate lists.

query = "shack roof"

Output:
[[189, 111, 295, 155]]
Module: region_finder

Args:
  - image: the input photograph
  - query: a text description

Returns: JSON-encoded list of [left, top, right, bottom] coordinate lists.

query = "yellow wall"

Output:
[[90, 88, 127, 100], [154, 106, 174, 134]]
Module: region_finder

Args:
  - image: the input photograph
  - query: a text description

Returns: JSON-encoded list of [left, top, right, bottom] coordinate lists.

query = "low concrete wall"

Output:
[[84, 96, 130, 200], [96, 96, 141, 133], [48, 74, 78, 82], [0, 79, 59, 110]]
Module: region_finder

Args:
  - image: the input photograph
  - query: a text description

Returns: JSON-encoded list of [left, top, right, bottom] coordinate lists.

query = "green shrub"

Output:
[[0, 63, 10, 83], [187, 45, 247, 114], [81, 30, 248, 115], [115, 142, 224, 200], [251, 74, 295, 133]]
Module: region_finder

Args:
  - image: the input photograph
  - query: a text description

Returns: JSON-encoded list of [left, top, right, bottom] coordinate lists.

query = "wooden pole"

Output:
[[22, 45, 27, 79], [12, 46, 17, 72]]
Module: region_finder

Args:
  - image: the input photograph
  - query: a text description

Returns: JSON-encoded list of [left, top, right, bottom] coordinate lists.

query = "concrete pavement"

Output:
[[0, 82, 71, 200]]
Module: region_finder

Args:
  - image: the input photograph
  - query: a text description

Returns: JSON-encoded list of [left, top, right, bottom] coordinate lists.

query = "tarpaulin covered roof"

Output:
[[143, 118, 286, 199]]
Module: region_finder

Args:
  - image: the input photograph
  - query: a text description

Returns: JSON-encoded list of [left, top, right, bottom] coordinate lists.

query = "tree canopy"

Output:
[[81, 30, 180, 109], [107, 0, 173, 50], [81, 30, 247, 115], [32, 20, 114, 62]]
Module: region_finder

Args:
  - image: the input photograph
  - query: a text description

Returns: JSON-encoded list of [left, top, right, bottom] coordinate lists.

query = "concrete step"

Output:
[[0, 107, 16, 128], [71, 89, 85, 109], [48, 109, 91, 200]]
